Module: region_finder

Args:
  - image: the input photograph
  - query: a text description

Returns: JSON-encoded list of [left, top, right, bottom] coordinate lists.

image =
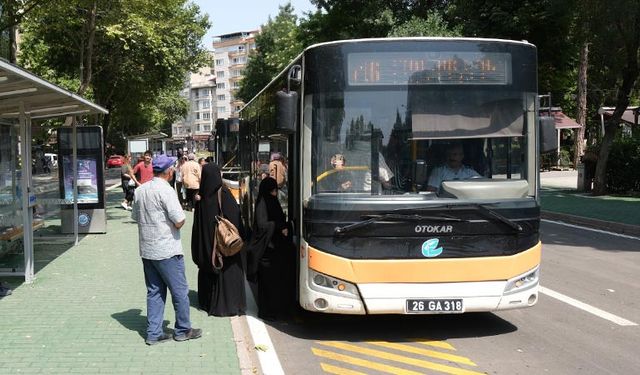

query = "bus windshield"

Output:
[[310, 88, 533, 199], [305, 41, 538, 203]]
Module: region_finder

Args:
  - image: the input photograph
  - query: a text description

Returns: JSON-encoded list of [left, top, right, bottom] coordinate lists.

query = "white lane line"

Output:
[[539, 286, 638, 326], [244, 282, 285, 375], [542, 219, 640, 241]]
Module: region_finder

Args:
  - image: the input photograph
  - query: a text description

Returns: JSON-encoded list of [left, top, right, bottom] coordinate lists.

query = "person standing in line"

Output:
[[191, 163, 246, 316], [174, 156, 187, 208], [198, 157, 207, 167], [120, 154, 138, 210], [132, 150, 154, 186], [268, 152, 287, 189], [180, 153, 201, 211], [246, 177, 296, 321], [131, 154, 202, 345]]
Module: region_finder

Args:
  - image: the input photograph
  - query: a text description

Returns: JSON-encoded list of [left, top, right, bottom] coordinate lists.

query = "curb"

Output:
[[231, 315, 263, 375], [541, 211, 640, 237]]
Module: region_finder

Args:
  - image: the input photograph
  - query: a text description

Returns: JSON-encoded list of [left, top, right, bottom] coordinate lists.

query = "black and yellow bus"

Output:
[[240, 38, 552, 315]]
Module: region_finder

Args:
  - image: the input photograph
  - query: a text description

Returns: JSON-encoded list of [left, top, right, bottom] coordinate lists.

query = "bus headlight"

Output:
[[309, 269, 360, 299], [504, 267, 539, 295]]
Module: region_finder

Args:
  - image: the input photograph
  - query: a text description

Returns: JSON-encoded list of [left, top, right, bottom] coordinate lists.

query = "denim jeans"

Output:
[[142, 255, 191, 340]]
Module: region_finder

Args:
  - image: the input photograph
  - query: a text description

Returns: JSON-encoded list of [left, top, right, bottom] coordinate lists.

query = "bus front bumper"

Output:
[[299, 269, 539, 315], [358, 279, 539, 314]]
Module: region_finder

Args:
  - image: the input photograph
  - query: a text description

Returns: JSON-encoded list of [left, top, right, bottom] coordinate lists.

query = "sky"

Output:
[[191, 0, 318, 48]]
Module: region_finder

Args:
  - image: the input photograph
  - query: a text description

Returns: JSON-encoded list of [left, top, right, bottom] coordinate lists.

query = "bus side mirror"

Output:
[[276, 90, 298, 133], [539, 116, 557, 153]]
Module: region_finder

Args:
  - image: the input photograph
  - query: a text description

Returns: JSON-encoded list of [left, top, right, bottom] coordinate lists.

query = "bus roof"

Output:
[[304, 37, 536, 51]]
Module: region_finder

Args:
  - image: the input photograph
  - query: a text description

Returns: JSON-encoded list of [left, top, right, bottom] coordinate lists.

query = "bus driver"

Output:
[[426, 143, 480, 193]]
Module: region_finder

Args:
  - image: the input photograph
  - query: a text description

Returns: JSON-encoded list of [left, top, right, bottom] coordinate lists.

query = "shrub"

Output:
[[606, 138, 640, 193]]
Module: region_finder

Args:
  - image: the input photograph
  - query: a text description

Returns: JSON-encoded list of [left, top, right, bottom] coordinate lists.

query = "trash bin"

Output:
[[577, 163, 585, 191]]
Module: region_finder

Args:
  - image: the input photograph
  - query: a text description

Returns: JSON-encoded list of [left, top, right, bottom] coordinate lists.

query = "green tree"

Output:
[[448, 0, 579, 101], [0, 0, 55, 62], [18, 0, 209, 147], [582, 0, 640, 194], [388, 11, 462, 37], [237, 3, 303, 102]]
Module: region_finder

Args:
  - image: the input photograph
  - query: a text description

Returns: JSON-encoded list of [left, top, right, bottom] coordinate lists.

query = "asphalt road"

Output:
[[263, 220, 640, 375]]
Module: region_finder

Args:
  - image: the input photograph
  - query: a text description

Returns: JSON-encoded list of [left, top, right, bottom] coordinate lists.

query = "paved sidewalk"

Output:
[[0, 188, 245, 374]]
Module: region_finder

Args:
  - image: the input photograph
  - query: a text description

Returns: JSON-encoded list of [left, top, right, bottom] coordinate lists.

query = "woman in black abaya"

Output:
[[191, 163, 246, 316], [247, 177, 295, 321]]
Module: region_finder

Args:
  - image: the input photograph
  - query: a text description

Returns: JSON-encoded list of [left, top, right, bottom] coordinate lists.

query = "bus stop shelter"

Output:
[[540, 107, 582, 166], [0, 59, 108, 283], [598, 106, 639, 137]]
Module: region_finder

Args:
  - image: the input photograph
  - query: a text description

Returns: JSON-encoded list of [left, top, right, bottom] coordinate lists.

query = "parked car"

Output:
[[106, 155, 124, 168]]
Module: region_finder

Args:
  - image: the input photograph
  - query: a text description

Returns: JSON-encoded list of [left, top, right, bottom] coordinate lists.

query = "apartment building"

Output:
[[172, 63, 217, 153], [212, 30, 258, 120]]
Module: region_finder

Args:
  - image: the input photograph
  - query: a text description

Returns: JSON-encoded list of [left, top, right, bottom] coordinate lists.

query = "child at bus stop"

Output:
[[330, 153, 352, 191]]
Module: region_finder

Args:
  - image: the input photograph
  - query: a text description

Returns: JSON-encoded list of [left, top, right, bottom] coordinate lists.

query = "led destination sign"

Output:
[[348, 51, 511, 85]]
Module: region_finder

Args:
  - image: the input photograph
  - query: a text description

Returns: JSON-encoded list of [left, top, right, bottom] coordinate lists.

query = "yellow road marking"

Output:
[[320, 362, 369, 375], [414, 340, 457, 351], [368, 341, 476, 366], [316, 341, 485, 375], [312, 348, 426, 375]]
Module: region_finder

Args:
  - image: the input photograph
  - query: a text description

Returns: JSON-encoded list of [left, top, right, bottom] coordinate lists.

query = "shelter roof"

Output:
[[127, 132, 168, 140], [0, 59, 108, 119], [540, 107, 582, 129], [600, 106, 639, 125]]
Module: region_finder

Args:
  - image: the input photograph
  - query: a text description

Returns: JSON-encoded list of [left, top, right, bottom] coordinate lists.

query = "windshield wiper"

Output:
[[334, 213, 463, 236], [402, 203, 523, 232], [472, 204, 523, 232]]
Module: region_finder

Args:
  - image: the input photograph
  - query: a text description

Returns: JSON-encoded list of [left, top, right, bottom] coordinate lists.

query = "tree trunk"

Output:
[[573, 42, 588, 167], [77, 1, 97, 95], [7, 2, 17, 63], [592, 68, 638, 195], [9, 25, 17, 63]]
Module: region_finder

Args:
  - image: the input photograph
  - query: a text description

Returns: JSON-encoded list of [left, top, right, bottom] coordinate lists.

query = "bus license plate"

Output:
[[406, 299, 464, 313]]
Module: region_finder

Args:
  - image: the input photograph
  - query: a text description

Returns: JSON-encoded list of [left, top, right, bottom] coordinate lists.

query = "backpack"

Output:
[[211, 188, 244, 270]]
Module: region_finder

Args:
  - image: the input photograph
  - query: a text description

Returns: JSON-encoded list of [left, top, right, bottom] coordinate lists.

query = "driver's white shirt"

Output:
[[428, 164, 480, 192]]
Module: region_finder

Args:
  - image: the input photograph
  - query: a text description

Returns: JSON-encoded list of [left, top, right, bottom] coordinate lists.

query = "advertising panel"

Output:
[[62, 156, 99, 203]]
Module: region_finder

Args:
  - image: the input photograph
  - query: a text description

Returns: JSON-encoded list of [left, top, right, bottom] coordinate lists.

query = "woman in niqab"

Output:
[[247, 177, 295, 321], [191, 163, 246, 316]]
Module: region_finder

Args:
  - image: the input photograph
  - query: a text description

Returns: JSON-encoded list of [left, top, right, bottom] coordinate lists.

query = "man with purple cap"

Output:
[[131, 154, 201, 345]]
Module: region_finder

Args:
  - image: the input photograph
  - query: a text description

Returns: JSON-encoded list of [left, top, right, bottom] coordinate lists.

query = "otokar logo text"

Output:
[[414, 225, 453, 234]]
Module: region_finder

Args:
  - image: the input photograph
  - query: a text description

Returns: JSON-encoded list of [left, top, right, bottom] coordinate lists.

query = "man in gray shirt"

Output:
[[131, 154, 201, 345]]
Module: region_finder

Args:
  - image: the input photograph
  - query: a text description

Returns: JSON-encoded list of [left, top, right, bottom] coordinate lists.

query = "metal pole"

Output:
[[73, 120, 78, 245], [19, 102, 34, 283], [557, 129, 561, 168]]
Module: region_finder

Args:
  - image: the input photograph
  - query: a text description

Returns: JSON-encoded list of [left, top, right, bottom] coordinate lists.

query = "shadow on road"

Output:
[[263, 307, 517, 342], [541, 222, 640, 253]]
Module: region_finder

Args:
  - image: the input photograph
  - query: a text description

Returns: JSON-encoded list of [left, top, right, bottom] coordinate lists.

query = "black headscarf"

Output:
[[246, 177, 289, 280], [256, 177, 286, 228], [191, 163, 243, 272]]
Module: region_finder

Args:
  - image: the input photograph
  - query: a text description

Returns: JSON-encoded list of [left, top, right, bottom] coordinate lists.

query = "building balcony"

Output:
[[228, 62, 246, 70], [190, 80, 216, 89], [228, 50, 246, 57]]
